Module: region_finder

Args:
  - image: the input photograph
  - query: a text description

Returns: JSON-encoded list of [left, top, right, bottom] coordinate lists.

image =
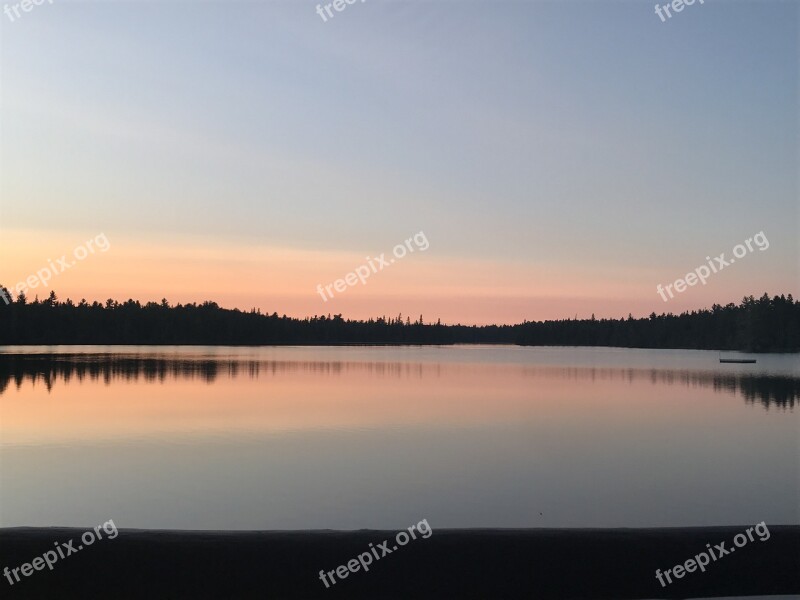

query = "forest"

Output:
[[0, 287, 797, 352]]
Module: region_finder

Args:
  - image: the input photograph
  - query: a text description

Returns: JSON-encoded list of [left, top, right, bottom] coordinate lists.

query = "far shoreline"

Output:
[[1, 342, 798, 353], [1, 292, 797, 352]]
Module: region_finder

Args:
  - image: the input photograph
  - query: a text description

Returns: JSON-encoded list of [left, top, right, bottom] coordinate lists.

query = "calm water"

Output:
[[0, 345, 797, 530]]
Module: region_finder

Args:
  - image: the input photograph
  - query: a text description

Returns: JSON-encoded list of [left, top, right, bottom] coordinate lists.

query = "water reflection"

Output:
[[2, 348, 797, 529], [0, 353, 796, 409]]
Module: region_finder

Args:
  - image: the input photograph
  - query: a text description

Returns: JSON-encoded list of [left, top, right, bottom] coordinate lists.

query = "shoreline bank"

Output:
[[1, 526, 798, 599]]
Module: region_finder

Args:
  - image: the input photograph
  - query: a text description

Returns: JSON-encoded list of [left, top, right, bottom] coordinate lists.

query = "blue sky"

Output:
[[1, 0, 797, 322]]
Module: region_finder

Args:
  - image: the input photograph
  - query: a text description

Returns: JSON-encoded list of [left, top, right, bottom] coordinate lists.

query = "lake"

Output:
[[0, 345, 797, 530]]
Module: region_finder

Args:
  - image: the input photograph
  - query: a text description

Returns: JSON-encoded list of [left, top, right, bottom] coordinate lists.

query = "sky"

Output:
[[0, 0, 797, 324]]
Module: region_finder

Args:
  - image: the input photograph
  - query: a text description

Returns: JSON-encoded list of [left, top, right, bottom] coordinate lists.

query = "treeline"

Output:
[[515, 294, 798, 352], [0, 288, 797, 351]]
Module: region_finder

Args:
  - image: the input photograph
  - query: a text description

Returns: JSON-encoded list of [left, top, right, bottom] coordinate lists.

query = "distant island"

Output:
[[0, 288, 797, 352]]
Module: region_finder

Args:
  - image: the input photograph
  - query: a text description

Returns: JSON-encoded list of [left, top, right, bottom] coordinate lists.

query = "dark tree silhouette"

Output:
[[0, 289, 796, 351]]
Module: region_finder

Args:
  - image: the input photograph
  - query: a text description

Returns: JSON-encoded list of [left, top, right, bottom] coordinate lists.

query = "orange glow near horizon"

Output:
[[0, 229, 787, 325]]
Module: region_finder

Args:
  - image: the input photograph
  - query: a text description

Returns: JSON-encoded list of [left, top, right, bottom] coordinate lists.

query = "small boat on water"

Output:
[[719, 352, 757, 364]]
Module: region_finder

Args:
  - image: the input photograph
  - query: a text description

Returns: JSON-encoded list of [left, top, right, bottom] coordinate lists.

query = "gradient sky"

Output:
[[1, 0, 797, 324]]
